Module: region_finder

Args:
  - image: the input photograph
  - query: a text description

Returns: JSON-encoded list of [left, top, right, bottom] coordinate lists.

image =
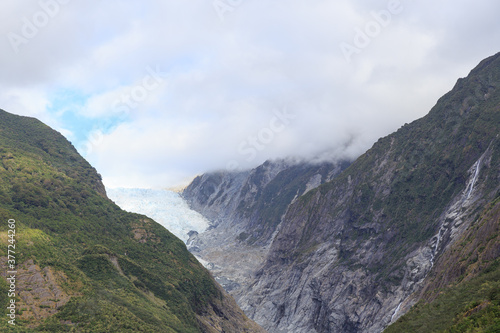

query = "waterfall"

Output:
[[390, 302, 403, 322], [430, 228, 444, 266], [466, 159, 482, 199], [429, 156, 484, 267]]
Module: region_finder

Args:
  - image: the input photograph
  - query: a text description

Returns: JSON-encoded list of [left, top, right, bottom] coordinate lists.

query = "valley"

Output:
[[1, 53, 499, 333]]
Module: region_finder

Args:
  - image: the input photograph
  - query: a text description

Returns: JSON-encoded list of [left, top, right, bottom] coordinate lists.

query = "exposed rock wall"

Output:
[[183, 159, 348, 297]]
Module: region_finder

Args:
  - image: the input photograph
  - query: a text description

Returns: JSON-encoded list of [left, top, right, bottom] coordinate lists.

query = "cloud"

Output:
[[1, 0, 499, 188]]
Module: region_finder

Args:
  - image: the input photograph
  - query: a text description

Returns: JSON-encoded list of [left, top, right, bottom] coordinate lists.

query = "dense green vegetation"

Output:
[[0, 110, 224, 332]]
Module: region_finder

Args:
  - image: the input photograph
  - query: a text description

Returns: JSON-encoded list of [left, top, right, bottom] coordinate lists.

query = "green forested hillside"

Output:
[[0, 110, 262, 332]]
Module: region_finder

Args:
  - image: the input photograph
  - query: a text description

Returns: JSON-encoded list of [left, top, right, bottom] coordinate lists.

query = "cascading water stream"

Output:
[[390, 302, 403, 322], [466, 159, 482, 199], [430, 228, 444, 266], [429, 155, 484, 267]]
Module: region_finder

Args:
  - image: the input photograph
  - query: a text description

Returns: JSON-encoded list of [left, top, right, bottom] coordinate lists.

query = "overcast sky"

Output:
[[1, 0, 499, 188]]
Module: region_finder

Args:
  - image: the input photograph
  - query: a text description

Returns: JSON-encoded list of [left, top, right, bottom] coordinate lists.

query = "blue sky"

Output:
[[1, 0, 500, 188]]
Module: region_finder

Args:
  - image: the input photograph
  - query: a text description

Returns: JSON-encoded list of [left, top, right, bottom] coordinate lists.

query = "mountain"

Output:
[[0, 110, 265, 332], [184, 159, 349, 245], [182, 159, 349, 295], [183, 53, 500, 332]]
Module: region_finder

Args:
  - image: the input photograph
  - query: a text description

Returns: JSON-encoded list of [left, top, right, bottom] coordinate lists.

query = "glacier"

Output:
[[107, 188, 210, 243]]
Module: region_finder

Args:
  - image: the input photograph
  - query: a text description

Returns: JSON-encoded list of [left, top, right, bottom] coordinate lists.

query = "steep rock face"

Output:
[[237, 53, 500, 333], [418, 197, 500, 302], [182, 159, 348, 295], [184, 159, 348, 245], [384, 196, 500, 332], [0, 109, 264, 332]]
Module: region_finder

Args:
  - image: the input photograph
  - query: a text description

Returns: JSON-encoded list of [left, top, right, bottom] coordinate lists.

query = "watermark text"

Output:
[[226, 107, 296, 171], [213, 0, 244, 22], [339, 0, 404, 63], [7, 0, 72, 54], [6, 219, 17, 325]]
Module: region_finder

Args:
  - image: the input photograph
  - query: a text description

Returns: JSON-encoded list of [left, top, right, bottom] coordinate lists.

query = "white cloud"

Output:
[[1, 0, 499, 188]]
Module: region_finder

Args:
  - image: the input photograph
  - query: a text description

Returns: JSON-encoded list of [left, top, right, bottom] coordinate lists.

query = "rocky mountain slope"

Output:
[[0, 109, 265, 332], [184, 52, 500, 332], [385, 196, 500, 332], [182, 159, 349, 295]]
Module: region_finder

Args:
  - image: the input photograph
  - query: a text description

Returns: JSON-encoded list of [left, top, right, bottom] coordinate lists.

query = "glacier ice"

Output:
[[107, 188, 209, 243]]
